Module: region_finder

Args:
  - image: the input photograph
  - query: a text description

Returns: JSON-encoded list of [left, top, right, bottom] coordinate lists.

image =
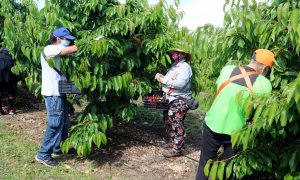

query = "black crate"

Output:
[[58, 80, 83, 94], [142, 88, 169, 110]]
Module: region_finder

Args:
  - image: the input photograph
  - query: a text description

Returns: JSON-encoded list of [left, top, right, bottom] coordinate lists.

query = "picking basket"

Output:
[[142, 88, 169, 110], [58, 80, 83, 94]]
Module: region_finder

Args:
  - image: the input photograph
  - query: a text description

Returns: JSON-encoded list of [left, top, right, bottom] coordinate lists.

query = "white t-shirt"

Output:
[[41, 44, 67, 96]]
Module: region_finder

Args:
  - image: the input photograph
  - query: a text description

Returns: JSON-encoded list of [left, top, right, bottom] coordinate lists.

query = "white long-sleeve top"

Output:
[[161, 59, 193, 102]]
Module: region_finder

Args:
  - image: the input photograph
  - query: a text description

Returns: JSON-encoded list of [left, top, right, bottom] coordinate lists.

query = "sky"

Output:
[[122, 0, 226, 30], [34, 0, 230, 31]]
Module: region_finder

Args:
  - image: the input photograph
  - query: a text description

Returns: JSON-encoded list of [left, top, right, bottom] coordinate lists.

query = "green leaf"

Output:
[[286, 81, 296, 107], [295, 84, 300, 104], [253, 104, 264, 124], [98, 117, 108, 132], [217, 161, 226, 180], [112, 77, 119, 91], [98, 78, 103, 92], [92, 133, 101, 148], [106, 115, 113, 128], [267, 103, 278, 126], [297, 101, 300, 114], [277, 3, 283, 22], [289, 151, 297, 172], [204, 159, 213, 177], [209, 161, 218, 180], [284, 174, 294, 180], [280, 152, 290, 168], [88, 113, 94, 121], [76, 113, 85, 122], [32, 48, 38, 64], [21, 46, 31, 59], [61, 140, 69, 153], [282, 2, 290, 21], [224, 12, 232, 24], [225, 160, 234, 179], [117, 76, 123, 89], [244, 96, 254, 120], [77, 145, 83, 156], [231, 130, 240, 148], [280, 110, 288, 127], [248, 152, 258, 170], [99, 132, 107, 145], [166, 54, 172, 64], [290, 9, 299, 32], [160, 55, 167, 67], [237, 39, 245, 48], [91, 76, 97, 91], [241, 129, 250, 150]]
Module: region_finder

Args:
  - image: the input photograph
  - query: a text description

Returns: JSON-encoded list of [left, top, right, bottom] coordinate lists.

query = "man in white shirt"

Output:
[[35, 27, 77, 167]]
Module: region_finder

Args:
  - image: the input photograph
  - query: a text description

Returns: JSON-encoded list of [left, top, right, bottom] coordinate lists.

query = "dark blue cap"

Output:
[[53, 27, 75, 40]]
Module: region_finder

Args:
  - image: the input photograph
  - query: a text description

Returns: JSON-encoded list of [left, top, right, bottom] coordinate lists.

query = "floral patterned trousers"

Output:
[[163, 99, 188, 153]]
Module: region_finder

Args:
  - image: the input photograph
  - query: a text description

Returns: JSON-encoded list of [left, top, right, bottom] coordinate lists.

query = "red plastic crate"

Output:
[[142, 88, 169, 110]]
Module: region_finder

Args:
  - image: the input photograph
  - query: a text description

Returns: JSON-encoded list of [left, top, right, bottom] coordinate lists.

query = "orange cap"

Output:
[[252, 49, 275, 67]]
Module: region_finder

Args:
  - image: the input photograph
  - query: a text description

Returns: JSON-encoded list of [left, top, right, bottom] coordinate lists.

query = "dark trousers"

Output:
[[196, 123, 237, 180], [0, 82, 15, 110]]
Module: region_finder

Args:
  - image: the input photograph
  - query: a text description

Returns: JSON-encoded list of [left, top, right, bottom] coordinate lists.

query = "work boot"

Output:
[[161, 142, 173, 149], [35, 155, 59, 167], [162, 149, 182, 158], [8, 109, 15, 115]]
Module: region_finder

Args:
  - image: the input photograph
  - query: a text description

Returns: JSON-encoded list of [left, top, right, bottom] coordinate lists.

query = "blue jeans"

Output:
[[37, 96, 69, 161]]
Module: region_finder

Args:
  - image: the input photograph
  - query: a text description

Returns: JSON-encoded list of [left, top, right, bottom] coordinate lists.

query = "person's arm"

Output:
[[59, 45, 77, 55], [43, 44, 76, 58], [162, 65, 192, 89]]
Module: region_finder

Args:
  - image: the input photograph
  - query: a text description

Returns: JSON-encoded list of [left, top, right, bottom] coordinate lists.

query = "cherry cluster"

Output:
[[146, 95, 162, 104]]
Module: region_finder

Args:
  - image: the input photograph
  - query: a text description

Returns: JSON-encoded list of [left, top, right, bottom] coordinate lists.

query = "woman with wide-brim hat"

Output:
[[155, 48, 193, 157]]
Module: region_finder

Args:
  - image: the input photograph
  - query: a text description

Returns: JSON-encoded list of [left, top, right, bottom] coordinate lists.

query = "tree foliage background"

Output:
[[193, 0, 300, 179], [0, 0, 199, 156]]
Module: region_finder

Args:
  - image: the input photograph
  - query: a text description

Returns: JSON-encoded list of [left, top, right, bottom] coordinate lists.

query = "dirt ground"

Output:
[[0, 88, 205, 180]]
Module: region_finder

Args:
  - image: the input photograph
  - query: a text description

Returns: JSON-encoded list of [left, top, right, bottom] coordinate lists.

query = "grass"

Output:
[[0, 122, 95, 180]]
